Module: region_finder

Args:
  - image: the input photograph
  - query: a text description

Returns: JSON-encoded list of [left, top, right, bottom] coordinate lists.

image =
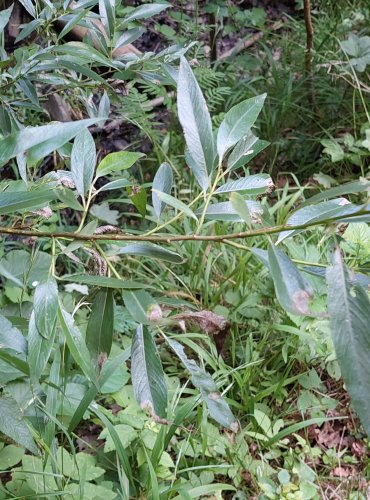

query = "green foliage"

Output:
[[0, 0, 369, 498]]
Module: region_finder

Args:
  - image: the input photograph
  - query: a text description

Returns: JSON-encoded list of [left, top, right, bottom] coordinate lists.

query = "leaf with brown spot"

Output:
[[172, 310, 230, 353]]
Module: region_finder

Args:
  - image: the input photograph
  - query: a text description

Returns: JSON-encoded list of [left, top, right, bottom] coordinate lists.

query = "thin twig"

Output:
[[1, 208, 369, 243], [303, 0, 315, 104]]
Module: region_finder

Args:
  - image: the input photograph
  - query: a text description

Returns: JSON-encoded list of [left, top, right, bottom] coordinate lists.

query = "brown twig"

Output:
[[1, 208, 369, 243], [303, 0, 315, 104], [218, 31, 264, 60]]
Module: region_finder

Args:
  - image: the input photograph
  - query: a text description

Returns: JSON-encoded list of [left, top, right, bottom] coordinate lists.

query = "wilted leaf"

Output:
[[268, 244, 315, 316], [131, 325, 167, 420], [167, 338, 238, 431], [172, 310, 230, 353], [326, 248, 370, 436]]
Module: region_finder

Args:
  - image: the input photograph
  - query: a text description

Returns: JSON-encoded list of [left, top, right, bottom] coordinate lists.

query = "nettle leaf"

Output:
[[0, 118, 100, 166], [327, 249, 370, 435], [0, 396, 38, 454], [58, 308, 97, 385], [28, 311, 55, 383], [131, 325, 167, 420], [96, 151, 144, 178], [268, 245, 314, 316], [277, 198, 367, 243], [227, 132, 269, 171], [90, 201, 119, 224], [122, 3, 170, 24], [217, 93, 266, 160], [215, 174, 274, 196], [340, 34, 370, 72], [177, 57, 215, 191], [167, 338, 238, 431], [152, 162, 173, 219], [0, 190, 56, 215], [0, 315, 27, 354], [115, 243, 183, 263], [34, 278, 58, 340], [122, 289, 162, 324], [197, 199, 264, 222], [86, 289, 114, 369], [71, 129, 96, 197]]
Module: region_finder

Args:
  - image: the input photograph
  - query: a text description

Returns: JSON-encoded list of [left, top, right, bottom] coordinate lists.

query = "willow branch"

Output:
[[1, 209, 369, 243]]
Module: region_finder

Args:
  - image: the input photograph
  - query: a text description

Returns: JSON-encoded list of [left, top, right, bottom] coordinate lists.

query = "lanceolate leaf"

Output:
[[0, 190, 56, 215], [167, 338, 238, 431], [177, 57, 214, 191], [217, 94, 266, 160], [34, 278, 58, 340], [197, 200, 264, 222], [268, 245, 314, 316], [0, 4, 13, 34], [215, 174, 274, 196], [86, 289, 114, 369], [28, 312, 56, 383], [152, 189, 198, 221], [326, 249, 370, 436], [152, 162, 173, 219], [122, 289, 162, 324], [116, 243, 183, 263], [277, 198, 367, 243], [0, 118, 100, 166], [131, 325, 167, 420], [96, 151, 144, 178], [302, 179, 370, 206], [122, 3, 170, 24], [230, 192, 252, 226], [60, 274, 148, 289], [71, 129, 96, 197], [227, 133, 269, 171], [58, 308, 97, 385], [0, 396, 39, 454]]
